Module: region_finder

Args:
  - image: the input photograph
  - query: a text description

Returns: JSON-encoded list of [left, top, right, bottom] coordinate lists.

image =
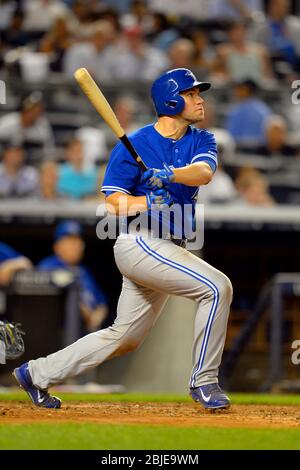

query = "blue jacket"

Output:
[[225, 98, 272, 145]]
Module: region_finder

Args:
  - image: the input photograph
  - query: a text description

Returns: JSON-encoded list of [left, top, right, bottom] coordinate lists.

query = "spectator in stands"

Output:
[[198, 107, 238, 207], [0, 242, 32, 286], [39, 17, 72, 72], [197, 98, 236, 162], [0, 92, 54, 154], [225, 79, 273, 149], [106, 25, 169, 81], [251, 0, 300, 74], [22, 0, 70, 33], [190, 29, 215, 80], [287, 97, 300, 146], [167, 38, 196, 71], [67, 0, 93, 35], [57, 138, 99, 199], [104, 0, 134, 15], [63, 20, 115, 82], [196, 99, 238, 203], [234, 167, 275, 206], [120, 0, 153, 33], [39, 161, 59, 200], [113, 94, 144, 134], [213, 21, 274, 86], [102, 94, 145, 150], [0, 0, 17, 32], [38, 220, 108, 333], [0, 145, 39, 198], [198, 167, 237, 204], [209, 0, 264, 22], [2, 9, 29, 48], [148, 0, 212, 21], [255, 115, 300, 157], [75, 126, 108, 169], [147, 12, 180, 52]]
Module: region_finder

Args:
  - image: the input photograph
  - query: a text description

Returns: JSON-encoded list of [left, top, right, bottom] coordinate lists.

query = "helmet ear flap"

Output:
[[164, 94, 185, 115]]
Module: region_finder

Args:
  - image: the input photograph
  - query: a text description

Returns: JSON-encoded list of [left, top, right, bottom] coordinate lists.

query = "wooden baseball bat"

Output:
[[74, 68, 148, 172]]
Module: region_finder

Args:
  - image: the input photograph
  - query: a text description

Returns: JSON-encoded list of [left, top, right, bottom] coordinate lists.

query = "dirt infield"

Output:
[[1, 401, 300, 429]]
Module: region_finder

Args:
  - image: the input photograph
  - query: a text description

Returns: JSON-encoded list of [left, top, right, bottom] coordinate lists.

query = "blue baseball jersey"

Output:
[[101, 124, 218, 238]]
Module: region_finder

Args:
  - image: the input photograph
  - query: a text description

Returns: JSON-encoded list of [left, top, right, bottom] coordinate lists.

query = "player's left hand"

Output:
[[141, 162, 175, 190]]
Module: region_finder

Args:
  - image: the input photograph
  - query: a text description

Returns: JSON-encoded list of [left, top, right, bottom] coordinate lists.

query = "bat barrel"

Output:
[[74, 68, 148, 172]]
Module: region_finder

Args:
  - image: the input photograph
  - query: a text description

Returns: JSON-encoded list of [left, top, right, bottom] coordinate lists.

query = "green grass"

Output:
[[1, 392, 300, 450], [0, 423, 300, 450], [1, 391, 300, 406]]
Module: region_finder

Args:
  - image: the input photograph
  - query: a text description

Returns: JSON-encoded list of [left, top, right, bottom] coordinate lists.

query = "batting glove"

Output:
[[146, 188, 173, 210], [141, 163, 175, 190]]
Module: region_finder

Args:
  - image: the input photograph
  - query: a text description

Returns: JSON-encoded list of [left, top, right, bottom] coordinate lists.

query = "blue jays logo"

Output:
[[168, 78, 179, 93]]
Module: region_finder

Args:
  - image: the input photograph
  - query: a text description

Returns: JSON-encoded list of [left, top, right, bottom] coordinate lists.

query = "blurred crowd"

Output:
[[0, 0, 300, 206]]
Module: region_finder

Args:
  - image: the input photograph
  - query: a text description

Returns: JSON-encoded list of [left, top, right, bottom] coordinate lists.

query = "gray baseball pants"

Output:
[[29, 233, 233, 390]]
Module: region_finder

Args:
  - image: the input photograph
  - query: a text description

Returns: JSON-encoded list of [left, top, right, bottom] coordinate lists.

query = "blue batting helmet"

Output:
[[151, 68, 211, 116]]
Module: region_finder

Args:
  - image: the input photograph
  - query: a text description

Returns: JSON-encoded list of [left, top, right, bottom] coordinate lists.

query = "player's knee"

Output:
[[113, 339, 141, 357], [217, 275, 233, 302]]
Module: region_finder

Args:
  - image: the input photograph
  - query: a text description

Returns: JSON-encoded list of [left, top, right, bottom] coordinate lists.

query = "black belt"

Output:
[[124, 218, 187, 248]]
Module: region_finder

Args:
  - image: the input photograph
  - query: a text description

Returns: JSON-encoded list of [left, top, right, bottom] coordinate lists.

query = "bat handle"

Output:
[[120, 135, 148, 172]]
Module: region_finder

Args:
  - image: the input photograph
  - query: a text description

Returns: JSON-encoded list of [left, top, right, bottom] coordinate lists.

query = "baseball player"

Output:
[[13, 68, 233, 410]]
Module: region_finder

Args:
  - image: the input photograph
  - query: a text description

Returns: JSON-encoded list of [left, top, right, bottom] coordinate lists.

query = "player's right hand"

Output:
[[146, 188, 173, 209]]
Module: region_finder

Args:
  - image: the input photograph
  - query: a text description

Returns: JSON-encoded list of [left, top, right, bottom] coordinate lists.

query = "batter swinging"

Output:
[[13, 68, 233, 410]]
